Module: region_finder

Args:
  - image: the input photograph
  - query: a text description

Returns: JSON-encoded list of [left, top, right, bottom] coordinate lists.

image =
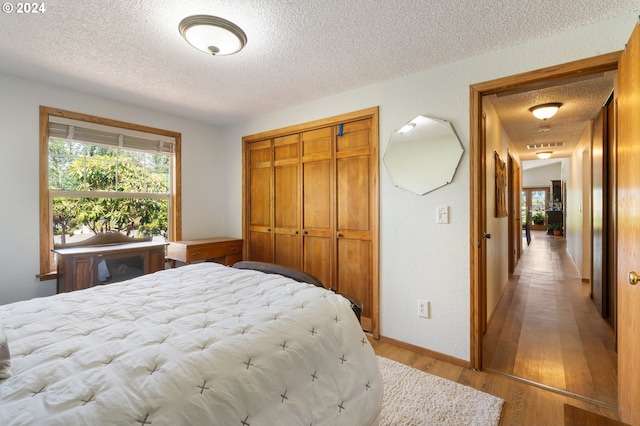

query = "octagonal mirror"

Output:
[[384, 115, 464, 195]]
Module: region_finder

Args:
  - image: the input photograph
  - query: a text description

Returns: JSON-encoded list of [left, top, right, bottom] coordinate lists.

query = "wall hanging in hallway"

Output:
[[494, 152, 507, 218]]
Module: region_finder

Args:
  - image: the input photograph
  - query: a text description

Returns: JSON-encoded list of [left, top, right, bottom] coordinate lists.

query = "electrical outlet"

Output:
[[418, 300, 430, 318]]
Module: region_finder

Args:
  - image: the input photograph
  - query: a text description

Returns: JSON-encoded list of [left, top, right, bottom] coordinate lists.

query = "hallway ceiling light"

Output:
[[529, 103, 562, 120], [537, 151, 553, 159], [179, 15, 247, 56]]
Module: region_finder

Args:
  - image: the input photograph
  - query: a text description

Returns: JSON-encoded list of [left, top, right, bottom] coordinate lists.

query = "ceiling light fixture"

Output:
[[179, 15, 247, 56], [529, 102, 562, 120], [537, 151, 553, 160]]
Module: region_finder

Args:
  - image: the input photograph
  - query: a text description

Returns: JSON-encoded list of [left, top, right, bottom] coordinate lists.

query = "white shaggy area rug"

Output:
[[378, 356, 504, 426]]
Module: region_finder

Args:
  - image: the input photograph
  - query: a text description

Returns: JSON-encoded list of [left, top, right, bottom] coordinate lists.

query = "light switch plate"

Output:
[[437, 206, 449, 224]]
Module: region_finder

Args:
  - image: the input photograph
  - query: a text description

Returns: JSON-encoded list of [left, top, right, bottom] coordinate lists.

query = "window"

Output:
[[39, 107, 182, 278]]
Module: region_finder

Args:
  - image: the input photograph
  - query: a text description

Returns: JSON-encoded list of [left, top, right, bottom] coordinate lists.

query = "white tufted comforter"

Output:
[[0, 263, 382, 425]]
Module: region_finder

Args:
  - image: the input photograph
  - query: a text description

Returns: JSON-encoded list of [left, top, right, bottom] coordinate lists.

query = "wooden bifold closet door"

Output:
[[242, 107, 379, 336], [301, 127, 334, 287], [273, 134, 301, 269]]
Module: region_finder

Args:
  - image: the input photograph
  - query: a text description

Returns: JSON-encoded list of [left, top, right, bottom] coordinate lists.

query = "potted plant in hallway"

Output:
[[547, 223, 563, 236], [546, 222, 555, 235], [532, 212, 545, 226]]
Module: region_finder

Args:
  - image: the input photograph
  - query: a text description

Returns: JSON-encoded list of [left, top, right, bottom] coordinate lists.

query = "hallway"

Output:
[[483, 230, 617, 408]]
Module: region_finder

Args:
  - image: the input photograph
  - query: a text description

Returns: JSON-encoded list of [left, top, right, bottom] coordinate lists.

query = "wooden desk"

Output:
[[55, 241, 167, 293], [167, 237, 243, 266]]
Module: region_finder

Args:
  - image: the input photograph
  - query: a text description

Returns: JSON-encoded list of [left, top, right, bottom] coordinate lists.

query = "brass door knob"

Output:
[[629, 271, 639, 285]]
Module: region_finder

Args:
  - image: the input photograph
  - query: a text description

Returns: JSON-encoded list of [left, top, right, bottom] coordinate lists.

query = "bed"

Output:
[[0, 262, 383, 425]]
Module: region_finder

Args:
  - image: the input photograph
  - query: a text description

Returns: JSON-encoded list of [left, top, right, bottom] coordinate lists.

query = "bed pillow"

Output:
[[0, 320, 10, 379]]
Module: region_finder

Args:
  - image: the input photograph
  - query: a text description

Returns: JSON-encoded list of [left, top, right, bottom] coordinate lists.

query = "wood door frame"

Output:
[[469, 51, 622, 369]]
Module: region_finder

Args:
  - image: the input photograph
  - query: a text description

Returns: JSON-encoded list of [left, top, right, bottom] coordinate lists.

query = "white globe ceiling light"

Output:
[[536, 151, 553, 159], [179, 15, 247, 56], [529, 103, 562, 120]]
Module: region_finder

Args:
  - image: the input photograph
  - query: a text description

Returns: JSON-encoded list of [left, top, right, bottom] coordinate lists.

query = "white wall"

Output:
[[0, 74, 226, 305], [222, 14, 637, 361], [522, 162, 562, 188], [482, 99, 519, 324], [566, 126, 592, 280]]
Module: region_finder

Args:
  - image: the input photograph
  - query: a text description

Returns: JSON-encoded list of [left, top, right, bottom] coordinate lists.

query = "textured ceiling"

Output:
[[487, 70, 617, 162], [0, 0, 638, 158]]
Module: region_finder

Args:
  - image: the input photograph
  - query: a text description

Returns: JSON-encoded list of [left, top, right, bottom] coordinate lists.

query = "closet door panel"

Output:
[[274, 163, 300, 268], [337, 155, 370, 232], [303, 161, 332, 230], [274, 164, 298, 228], [302, 127, 333, 288], [335, 118, 375, 332], [248, 231, 273, 263], [247, 141, 273, 262], [302, 160, 332, 287], [302, 236, 332, 289], [337, 238, 372, 330], [274, 234, 300, 269], [336, 119, 371, 151], [274, 134, 301, 268], [249, 166, 272, 228], [302, 128, 332, 160]]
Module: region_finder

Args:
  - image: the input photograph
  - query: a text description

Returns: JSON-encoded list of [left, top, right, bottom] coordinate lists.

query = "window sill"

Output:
[[37, 271, 57, 281]]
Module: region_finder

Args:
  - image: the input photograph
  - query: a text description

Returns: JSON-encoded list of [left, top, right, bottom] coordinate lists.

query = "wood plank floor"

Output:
[[370, 230, 621, 425], [483, 231, 617, 407], [371, 337, 623, 425]]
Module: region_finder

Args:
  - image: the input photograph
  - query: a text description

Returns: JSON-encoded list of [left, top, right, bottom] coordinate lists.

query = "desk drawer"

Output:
[[167, 238, 243, 266], [187, 242, 241, 262]]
